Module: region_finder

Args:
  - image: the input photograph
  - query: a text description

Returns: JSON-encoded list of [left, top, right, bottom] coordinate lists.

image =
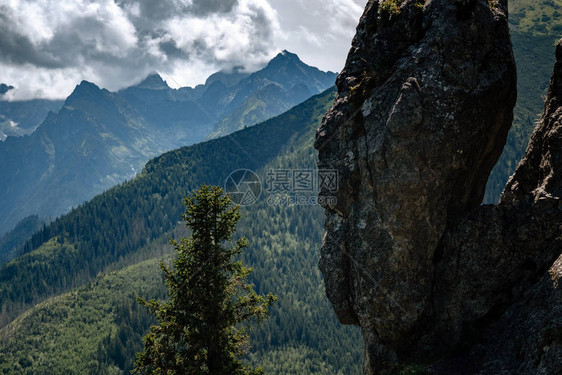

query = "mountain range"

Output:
[[0, 88, 364, 374], [0, 51, 336, 238], [0, 0, 560, 373], [0, 98, 63, 141]]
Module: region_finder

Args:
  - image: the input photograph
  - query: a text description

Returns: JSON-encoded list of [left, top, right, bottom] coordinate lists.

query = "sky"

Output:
[[0, 0, 366, 101]]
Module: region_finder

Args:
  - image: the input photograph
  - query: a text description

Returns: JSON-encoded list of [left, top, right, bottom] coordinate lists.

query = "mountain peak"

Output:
[[0, 83, 14, 95], [64, 81, 102, 106], [204, 66, 249, 88], [261, 50, 308, 76], [73, 80, 101, 94], [271, 50, 302, 65], [135, 73, 170, 90]]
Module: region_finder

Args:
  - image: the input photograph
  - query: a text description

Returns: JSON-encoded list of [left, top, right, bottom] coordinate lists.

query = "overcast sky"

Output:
[[0, 0, 365, 101]]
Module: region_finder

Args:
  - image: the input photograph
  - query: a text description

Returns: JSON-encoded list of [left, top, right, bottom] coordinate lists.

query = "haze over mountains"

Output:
[[0, 51, 336, 237]]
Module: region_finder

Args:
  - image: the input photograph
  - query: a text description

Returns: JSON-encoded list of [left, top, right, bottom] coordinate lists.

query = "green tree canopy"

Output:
[[133, 185, 276, 375]]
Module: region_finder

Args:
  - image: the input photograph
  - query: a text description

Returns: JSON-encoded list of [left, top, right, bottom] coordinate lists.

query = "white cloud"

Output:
[[164, 0, 279, 70], [0, 0, 365, 100], [0, 64, 88, 101], [269, 0, 365, 73]]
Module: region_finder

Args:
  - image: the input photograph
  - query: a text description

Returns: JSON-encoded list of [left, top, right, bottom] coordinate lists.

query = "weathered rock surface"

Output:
[[428, 40, 562, 374], [429, 201, 562, 374], [502, 39, 562, 204], [315, 0, 516, 372], [316, 0, 561, 373]]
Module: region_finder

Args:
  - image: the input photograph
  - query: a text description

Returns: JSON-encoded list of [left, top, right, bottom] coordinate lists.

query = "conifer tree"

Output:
[[133, 185, 276, 375]]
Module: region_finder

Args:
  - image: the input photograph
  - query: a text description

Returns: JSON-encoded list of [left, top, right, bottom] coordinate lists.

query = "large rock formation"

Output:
[[315, 0, 561, 373], [427, 40, 562, 374]]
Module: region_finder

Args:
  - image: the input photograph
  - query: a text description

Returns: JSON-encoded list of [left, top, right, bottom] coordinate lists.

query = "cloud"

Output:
[[189, 0, 239, 16], [164, 0, 278, 65], [0, 8, 60, 68], [0, 0, 281, 99], [0, 0, 364, 100], [0, 0, 138, 68], [269, 0, 365, 73]]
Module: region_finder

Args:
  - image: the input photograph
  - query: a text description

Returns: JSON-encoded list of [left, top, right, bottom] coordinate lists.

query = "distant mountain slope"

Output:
[[0, 99, 63, 141], [0, 52, 336, 236], [0, 81, 174, 238], [209, 51, 337, 137], [0, 216, 42, 265], [0, 88, 363, 374], [509, 0, 562, 35], [119, 51, 337, 140]]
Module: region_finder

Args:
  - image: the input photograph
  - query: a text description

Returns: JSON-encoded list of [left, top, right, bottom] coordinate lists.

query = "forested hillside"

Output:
[[0, 88, 363, 374], [0, 216, 42, 266]]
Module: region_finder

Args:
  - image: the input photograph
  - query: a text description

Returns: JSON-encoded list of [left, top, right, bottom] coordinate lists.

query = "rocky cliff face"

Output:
[[315, 0, 561, 373], [429, 40, 562, 374]]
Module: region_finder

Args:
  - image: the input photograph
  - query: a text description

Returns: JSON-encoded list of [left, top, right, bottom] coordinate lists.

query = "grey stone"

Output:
[[316, 0, 560, 373]]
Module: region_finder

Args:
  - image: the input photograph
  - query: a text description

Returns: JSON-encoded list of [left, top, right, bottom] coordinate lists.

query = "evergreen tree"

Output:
[[133, 185, 276, 375]]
